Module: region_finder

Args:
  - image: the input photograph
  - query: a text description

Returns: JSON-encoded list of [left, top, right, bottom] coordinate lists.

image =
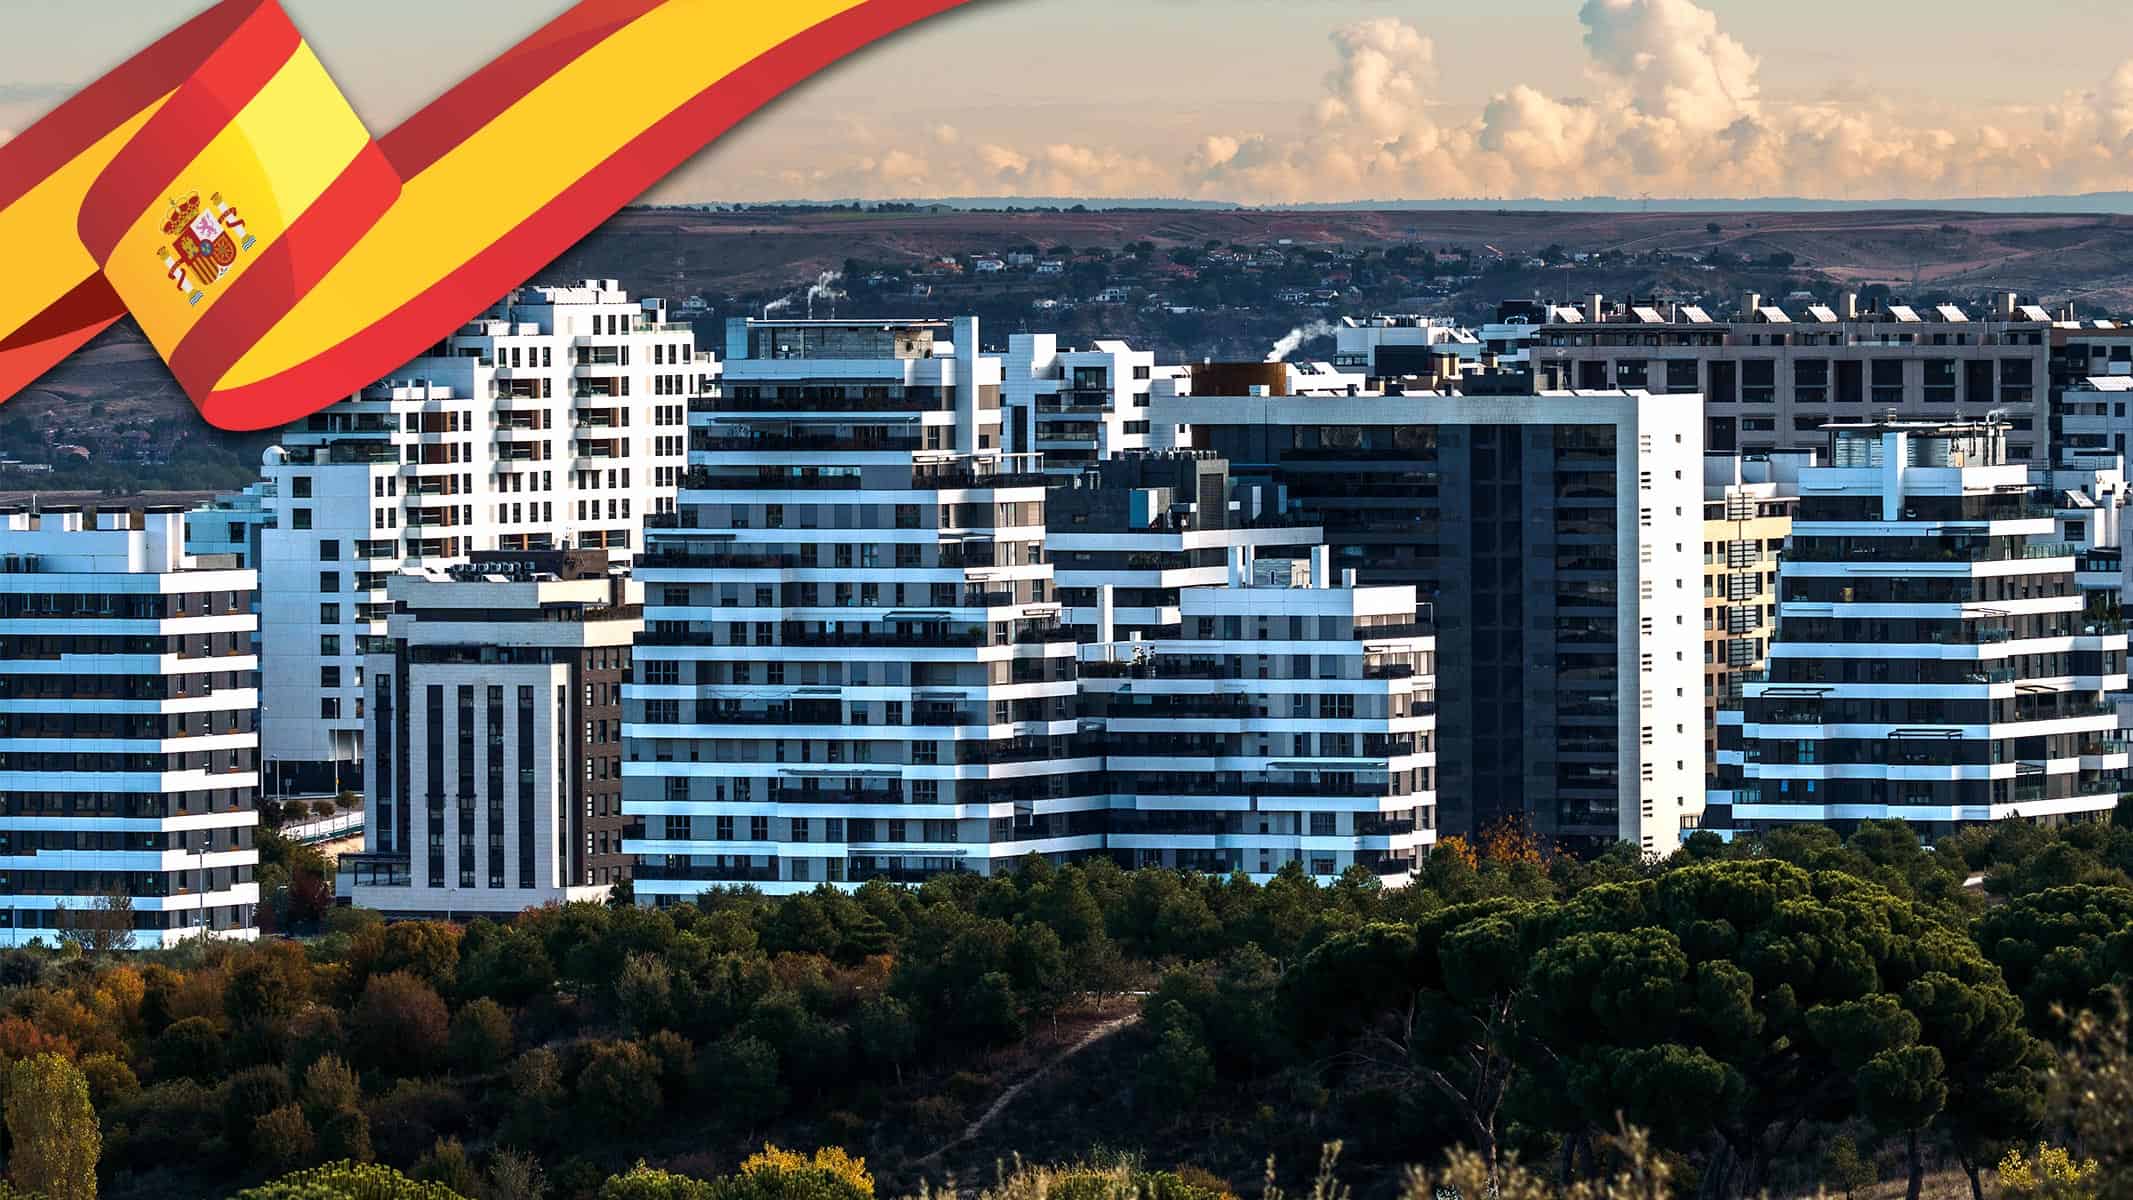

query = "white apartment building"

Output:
[[1333, 314, 1538, 381], [0, 508, 260, 947], [1156, 382, 1705, 855], [258, 280, 707, 794], [1003, 333, 1192, 476], [1081, 558, 1438, 884], [625, 317, 1100, 899], [1739, 419, 2130, 836], [342, 550, 640, 917], [1046, 451, 1321, 642]]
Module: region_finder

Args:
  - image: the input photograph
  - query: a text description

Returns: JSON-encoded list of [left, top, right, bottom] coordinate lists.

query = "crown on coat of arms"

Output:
[[161, 192, 204, 237]]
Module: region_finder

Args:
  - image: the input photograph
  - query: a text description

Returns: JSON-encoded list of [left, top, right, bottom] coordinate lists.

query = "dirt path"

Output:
[[917, 1009, 1143, 1166]]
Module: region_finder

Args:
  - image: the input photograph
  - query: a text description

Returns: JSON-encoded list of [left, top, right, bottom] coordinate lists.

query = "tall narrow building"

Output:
[[1738, 419, 2129, 835], [1156, 380, 1705, 855], [342, 550, 641, 917], [0, 508, 260, 946], [624, 317, 1100, 900], [257, 280, 706, 794]]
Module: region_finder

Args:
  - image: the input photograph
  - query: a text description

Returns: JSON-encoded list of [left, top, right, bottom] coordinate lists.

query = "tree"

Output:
[[447, 998, 513, 1074], [599, 1163, 713, 1200], [1825, 1134, 1877, 1200], [717, 1145, 872, 1200], [350, 972, 449, 1074], [700, 1036, 785, 1130], [575, 1041, 663, 1132], [853, 998, 917, 1085], [616, 952, 674, 1034], [1997, 1144, 2103, 1200], [415, 1138, 484, 1199], [1287, 899, 1546, 1180], [1857, 1045, 1947, 1200], [224, 1064, 297, 1157], [302, 1055, 363, 1125], [232, 1161, 469, 1199], [254, 1104, 316, 1173], [55, 890, 134, 954], [5, 1055, 99, 1200], [1139, 1004, 1215, 1116]]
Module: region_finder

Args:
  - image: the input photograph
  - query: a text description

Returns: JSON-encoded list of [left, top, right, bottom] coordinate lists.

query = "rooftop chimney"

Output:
[[1842, 292, 1858, 320], [1310, 545, 1330, 590], [1743, 293, 1762, 320], [1998, 291, 2018, 320], [1586, 293, 1603, 323]]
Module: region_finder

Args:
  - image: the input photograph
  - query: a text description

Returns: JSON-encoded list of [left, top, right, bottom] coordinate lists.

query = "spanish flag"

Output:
[[0, 0, 966, 430]]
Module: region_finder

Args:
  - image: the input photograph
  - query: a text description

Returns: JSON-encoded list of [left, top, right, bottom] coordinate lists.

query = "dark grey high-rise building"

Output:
[[1154, 377, 1704, 855]]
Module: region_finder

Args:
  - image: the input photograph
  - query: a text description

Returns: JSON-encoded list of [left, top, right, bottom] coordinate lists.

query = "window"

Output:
[[319, 540, 340, 562], [291, 476, 312, 498], [321, 698, 340, 719], [291, 509, 312, 530], [319, 571, 339, 593], [320, 666, 341, 688], [320, 635, 340, 656], [319, 603, 340, 624]]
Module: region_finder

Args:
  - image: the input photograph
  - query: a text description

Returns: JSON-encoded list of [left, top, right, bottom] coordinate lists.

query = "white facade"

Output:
[[626, 317, 1099, 899], [1082, 568, 1438, 884], [1739, 420, 2130, 834], [258, 280, 708, 792], [1003, 334, 1192, 475], [343, 560, 642, 917], [0, 509, 260, 947]]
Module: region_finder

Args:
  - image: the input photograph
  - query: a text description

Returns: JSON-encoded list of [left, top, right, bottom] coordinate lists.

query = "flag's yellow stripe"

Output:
[[220, 0, 865, 389], [116, 43, 369, 354]]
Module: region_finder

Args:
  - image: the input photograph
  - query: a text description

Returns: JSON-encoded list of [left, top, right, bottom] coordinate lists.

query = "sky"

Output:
[[5, 0, 2133, 204]]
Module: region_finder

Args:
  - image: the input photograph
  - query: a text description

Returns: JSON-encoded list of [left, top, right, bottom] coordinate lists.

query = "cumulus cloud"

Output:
[[1174, 0, 2133, 201], [741, 0, 2133, 203]]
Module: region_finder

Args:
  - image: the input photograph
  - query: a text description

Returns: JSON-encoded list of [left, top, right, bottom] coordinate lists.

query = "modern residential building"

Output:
[[1527, 293, 2054, 463], [1046, 452, 1319, 642], [1080, 560, 1439, 883], [1737, 419, 2129, 836], [340, 549, 641, 917], [1702, 452, 1809, 754], [257, 280, 706, 794], [1333, 313, 1538, 385], [1003, 333, 1192, 475], [0, 508, 260, 947], [624, 317, 1100, 900], [1155, 379, 1705, 855], [186, 481, 276, 574]]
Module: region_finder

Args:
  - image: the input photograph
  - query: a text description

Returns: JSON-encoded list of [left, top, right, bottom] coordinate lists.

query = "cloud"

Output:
[[727, 0, 2133, 203], [1173, 0, 2133, 202]]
